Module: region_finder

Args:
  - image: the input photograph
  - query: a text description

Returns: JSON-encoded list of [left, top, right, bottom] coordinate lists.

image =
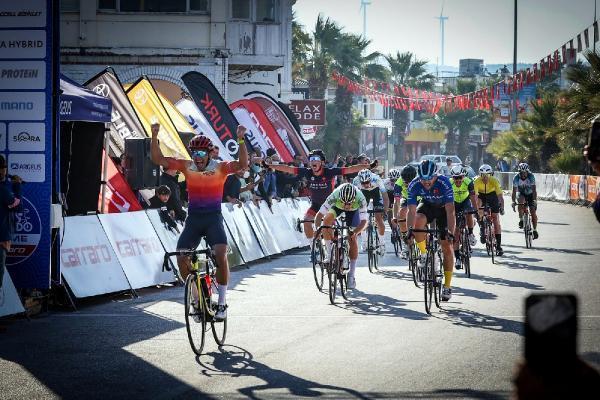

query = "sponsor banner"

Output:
[[0, 91, 45, 120], [232, 99, 293, 162], [0, 271, 25, 317], [493, 122, 511, 131], [98, 211, 174, 289], [60, 215, 131, 298], [8, 153, 45, 182], [256, 201, 299, 252], [0, 60, 45, 89], [569, 175, 581, 200], [181, 72, 242, 159], [145, 209, 185, 253], [287, 99, 326, 125], [84, 69, 147, 158], [98, 152, 143, 213], [59, 74, 112, 123], [242, 201, 280, 256], [175, 98, 232, 161], [223, 222, 244, 268], [0, 29, 46, 59], [221, 203, 264, 262], [586, 176, 600, 203], [0, 123, 5, 151], [157, 92, 193, 135], [282, 198, 310, 247], [553, 174, 570, 201], [269, 200, 302, 249], [0, 0, 46, 28], [231, 103, 280, 159], [126, 78, 190, 161], [578, 175, 587, 201], [249, 94, 310, 159], [8, 122, 44, 151]]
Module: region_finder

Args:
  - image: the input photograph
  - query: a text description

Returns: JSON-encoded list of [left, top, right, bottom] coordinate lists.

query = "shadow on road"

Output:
[[471, 274, 545, 291], [538, 221, 570, 226], [339, 288, 429, 320], [504, 243, 593, 256], [435, 307, 523, 335], [452, 285, 498, 300], [496, 259, 562, 274]]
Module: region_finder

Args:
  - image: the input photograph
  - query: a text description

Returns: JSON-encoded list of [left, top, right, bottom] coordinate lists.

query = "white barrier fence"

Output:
[[58, 198, 312, 301]]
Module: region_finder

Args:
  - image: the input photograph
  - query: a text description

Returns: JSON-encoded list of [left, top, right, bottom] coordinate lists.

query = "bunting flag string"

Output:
[[332, 19, 598, 114]]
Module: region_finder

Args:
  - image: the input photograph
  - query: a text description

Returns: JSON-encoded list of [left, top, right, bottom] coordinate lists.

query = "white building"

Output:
[[59, 0, 294, 103]]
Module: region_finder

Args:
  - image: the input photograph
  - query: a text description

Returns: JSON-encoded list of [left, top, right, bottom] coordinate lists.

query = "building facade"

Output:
[[59, 0, 294, 102]]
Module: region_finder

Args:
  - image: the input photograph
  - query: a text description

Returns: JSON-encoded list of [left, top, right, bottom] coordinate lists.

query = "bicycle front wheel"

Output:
[[424, 253, 434, 315], [409, 244, 420, 288], [393, 228, 400, 257], [328, 246, 339, 304], [311, 238, 325, 291], [208, 279, 227, 346], [433, 251, 443, 309], [184, 274, 207, 355]]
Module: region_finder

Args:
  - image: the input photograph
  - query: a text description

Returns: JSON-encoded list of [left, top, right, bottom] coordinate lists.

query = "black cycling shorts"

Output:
[[416, 202, 449, 240], [330, 207, 361, 227], [478, 193, 501, 214], [518, 193, 537, 210], [177, 211, 228, 250], [454, 198, 474, 214], [362, 189, 385, 212]]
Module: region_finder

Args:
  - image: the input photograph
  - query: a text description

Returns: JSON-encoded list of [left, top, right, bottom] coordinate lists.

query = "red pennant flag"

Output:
[[554, 50, 560, 71], [562, 45, 567, 65], [547, 55, 553, 75], [533, 63, 538, 81], [540, 59, 546, 79]]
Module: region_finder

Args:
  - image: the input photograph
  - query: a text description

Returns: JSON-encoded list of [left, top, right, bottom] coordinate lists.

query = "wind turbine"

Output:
[[435, 1, 449, 68], [360, 0, 372, 39]]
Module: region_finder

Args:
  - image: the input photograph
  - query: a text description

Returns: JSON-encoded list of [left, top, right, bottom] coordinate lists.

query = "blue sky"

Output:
[[293, 0, 596, 67]]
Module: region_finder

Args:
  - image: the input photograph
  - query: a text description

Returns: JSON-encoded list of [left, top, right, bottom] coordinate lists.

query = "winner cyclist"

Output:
[[150, 123, 248, 321]]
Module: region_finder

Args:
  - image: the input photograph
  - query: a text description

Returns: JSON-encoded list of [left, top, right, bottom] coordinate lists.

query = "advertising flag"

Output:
[[126, 77, 191, 160], [157, 92, 194, 136], [182, 72, 242, 159], [175, 98, 232, 161], [85, 68, 147, 158], [98, 152, 143, 213]]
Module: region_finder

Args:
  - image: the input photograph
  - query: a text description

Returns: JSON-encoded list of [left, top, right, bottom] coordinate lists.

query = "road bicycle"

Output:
[[390, 219, 403, 257], [411, 226, 444, 315], [297, 217, 326, 291], [478, 205, 496, 264], [515, 202, 533, 249], [163, 248, 226, 355], [455, 210, 477, 278], [366, 210, 381, 273], [316, 218, 352, 304], [407, 237, 423, 288]]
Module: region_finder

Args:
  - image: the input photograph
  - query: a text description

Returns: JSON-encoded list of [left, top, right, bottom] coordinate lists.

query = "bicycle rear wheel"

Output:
[[328, 245, 339, 304], [184, 273, 207, 355], [367, 226, 375, 273], [424, 252, 434, 315], [462, 230, 471, 278], [433, 251, 443, 308], [392, 228, 400, 257], [340, 248, 349, 300], [489, 229, 496, 264], [208, 278, 227, 346], [409, 244, 420, 288], [373, 232, 380, 271], [311, 237, 325, 291]]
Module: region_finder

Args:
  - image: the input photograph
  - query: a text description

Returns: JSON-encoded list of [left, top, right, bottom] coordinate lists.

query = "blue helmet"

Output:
[[417, 159, 437, 180]]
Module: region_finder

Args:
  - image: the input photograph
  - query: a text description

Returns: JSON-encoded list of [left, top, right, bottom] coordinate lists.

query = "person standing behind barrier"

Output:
[[0, 155, 20, 293], [150, 123, 248, 321], [160, 168, 187, 222], [223, 167, 254, 206]]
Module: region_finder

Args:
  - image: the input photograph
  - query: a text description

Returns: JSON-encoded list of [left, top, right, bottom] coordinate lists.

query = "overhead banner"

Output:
[[0, 271, 24, 317], [230, 101, 283, 159], [98, 152, 143, 213], [247, 93, 310, 159], [182, 71, 243, 159], [60, 215, 131, 298], [85, 68, 147, 158], [98, 211, 174, 289], [175, 98, 232, 161], [2, 0, 54, 289], [126, 77, 190, 160]]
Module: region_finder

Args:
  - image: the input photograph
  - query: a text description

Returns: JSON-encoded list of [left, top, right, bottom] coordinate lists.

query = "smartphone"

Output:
[[525, 293, 577, 371], [588, 118, 600, 161]]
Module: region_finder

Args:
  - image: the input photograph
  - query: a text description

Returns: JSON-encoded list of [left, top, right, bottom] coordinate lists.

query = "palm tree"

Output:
[[304, 15, 342, 100], [385, 51, 435, 164], [292, 12, 312, 82]]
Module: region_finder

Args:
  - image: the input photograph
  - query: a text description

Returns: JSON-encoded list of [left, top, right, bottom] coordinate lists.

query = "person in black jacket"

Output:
[[159, 167, 186, 221]]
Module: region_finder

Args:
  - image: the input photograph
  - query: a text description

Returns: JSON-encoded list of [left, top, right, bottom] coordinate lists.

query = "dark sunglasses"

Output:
[[192, 150, 208, 158]]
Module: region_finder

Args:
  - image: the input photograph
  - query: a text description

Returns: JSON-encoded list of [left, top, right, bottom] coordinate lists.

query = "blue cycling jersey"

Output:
[[407, 175, 454, 206], [513, 172, 536, 195]]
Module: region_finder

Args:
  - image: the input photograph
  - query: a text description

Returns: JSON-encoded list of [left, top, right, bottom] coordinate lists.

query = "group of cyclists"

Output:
[[150, 123, 539, 321]]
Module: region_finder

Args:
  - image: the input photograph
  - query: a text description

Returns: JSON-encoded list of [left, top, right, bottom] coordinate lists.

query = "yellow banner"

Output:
[[157, 92, 194, 135], [126, 78, 191, 160]]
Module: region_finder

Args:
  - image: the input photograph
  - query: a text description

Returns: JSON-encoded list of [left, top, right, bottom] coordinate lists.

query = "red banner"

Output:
[[98, 152, 143, 213]]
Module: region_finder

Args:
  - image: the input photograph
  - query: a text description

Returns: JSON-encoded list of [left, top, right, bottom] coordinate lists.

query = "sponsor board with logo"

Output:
[[0, 91, 45, 121], [0, 0, 46, 28], [8, 153, 45, 182], [493, 121, 511, 131], [0, 29, 46, 59], [8, 122, 44, 151], [0, 60, 45, 89]]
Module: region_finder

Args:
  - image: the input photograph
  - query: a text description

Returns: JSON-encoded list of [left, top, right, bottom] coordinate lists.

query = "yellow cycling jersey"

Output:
[[473, 176, 502, 195]]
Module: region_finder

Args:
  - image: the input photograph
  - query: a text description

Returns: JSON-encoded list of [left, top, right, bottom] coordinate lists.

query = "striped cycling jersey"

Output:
[[513, 173, 536, 195]]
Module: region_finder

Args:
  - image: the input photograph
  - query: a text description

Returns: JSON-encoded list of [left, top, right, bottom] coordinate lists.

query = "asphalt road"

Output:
[[1, 197, 599, 399]]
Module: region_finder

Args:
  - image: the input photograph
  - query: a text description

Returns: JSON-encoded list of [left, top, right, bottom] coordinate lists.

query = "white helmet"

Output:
[[450, 165, 465, 177], [479, 164, 493, 174], [357, 169, 372, 183], [339, 183, 357, 203], [388, 168, 401, 180], [518, 162, 530, 172]]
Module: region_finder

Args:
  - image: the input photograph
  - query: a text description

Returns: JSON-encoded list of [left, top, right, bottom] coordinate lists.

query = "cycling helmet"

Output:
[[339, 183, 357, 204], [357, 169, 372, 183], [518, 162, 530, 172], [188, 135, 214, 152], [450, 165, 465, 177], [388, 168, 401, 180], [308, 149, 325, 161], [417, 160, 437, 180], [479, 164, 493, 174], [400, 165, 417, 182]]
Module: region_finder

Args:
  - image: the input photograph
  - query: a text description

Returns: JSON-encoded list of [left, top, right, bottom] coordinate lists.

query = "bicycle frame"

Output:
[[411, 227, 443, 314]]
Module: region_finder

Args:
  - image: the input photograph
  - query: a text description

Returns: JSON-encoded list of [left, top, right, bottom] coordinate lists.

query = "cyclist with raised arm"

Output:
[[449, 165, 478, 270], [473, 164, 505, 256], [512, 162, 539, 239], [150, 123, 248, 321], [264, 149, 368, 240], [406, 160, 456, 301], [353, 169, 390, 255], [316, 183, 368, 290], [393, 165, 417, 259]]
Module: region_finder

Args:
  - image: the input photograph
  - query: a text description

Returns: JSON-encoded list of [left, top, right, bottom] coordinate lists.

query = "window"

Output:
[[61, 0, 80, 12], [190, 0, 208, 11], [101, 0, 209, 12], [256, 0, 276, 22], [98, 0, 116, 9], [232, 0, 250, 19]]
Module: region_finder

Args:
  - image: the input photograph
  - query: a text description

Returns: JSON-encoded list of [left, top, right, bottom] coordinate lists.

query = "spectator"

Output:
[[147, 185, 171, 209], [223, 167, 254, 206], [293, 154, 304, 167], [160, 168, 187, 221], [584, 144, 600, 223], [497, 158, 510, 172], [439, 157, 453, 177], [0, 155, 20, 296]]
